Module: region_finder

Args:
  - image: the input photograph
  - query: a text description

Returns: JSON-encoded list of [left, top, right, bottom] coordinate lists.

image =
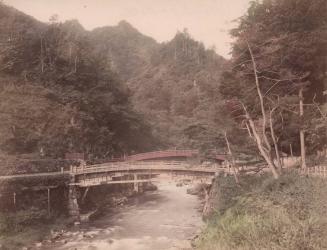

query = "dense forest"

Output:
[[219, 0, 327, 178], [0, 3, 229, 164], [0, 0, 326, 169]]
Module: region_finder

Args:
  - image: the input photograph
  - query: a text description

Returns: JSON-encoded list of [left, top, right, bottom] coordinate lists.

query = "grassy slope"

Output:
[[196, 172, 327, 250], [0, 211, 72, 250]]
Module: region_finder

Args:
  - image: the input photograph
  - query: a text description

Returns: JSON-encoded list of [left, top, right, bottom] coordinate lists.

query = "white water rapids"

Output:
[[44, 177, 204, 250]]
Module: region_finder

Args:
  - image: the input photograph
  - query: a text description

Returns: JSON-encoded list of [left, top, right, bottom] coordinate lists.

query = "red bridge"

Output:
[[113, 149, 226, 162]]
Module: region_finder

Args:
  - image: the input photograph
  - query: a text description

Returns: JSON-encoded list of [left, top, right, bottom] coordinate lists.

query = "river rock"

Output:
[[35, 242, 42, 248], [176, 182, 183, 187], [83, 231, 97, 239], [144, 183, 158, 191], [170, 240, 192, 250], [187, 183, 204, 195], [74, 221, 81, 226]]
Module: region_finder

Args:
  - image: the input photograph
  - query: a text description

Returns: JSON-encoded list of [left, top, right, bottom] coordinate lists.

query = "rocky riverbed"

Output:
[[37, 177, 205, 250]]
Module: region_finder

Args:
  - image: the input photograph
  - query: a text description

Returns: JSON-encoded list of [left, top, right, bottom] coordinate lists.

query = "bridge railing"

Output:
[[93, 149, 226, 162], [70, 160, 220, 175], [126, 150, 198, 161]]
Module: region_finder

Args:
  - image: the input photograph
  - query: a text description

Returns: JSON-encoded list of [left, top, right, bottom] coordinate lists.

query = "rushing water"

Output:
[[45, 178, 204, 250]]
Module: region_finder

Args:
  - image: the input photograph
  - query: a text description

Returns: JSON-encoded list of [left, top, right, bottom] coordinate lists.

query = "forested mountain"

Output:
[[0, 3, 158, 159], [127, 30, 226, 148], [90, 20, 158, 82], [0, 3, 227, 160], [90, 24, 227, 149]]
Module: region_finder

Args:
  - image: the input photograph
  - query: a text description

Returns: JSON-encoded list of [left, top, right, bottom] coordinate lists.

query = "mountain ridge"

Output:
[[0, 3, 227, 157]]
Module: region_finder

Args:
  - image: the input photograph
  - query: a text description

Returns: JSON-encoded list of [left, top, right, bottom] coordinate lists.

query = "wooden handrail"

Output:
[[72, 161, 221, 175]]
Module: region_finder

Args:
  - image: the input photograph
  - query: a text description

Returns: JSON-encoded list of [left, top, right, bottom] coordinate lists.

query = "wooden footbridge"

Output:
[[70, 160, 223, 187], [0, 149, 226, 182], [0, 150, 227, 220]]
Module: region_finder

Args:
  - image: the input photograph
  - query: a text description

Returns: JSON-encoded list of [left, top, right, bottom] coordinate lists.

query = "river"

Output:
[[45, 177, 204, 250]]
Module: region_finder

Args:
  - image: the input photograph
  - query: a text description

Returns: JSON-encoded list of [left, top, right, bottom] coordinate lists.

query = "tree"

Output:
[[220, 0, 327, 177], [0, 5, 158, 159]]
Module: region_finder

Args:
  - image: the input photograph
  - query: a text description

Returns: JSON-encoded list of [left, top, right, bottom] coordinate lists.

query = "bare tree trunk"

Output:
[[40, 37, 44, 73], [269, 108, 282, 172], [290, 144, 293, 158], [74, 56, 77, 73], [242, 104, 279, 179], [245, 121, 253, 138], [299, 88, 306, 171], [248, 118, 279, 179], [224, 131, 239, 184], [244, 41, 279, 179], [69, 43, 73, 65], [247, 42, 271, 152], [174, 45, 177, 61]]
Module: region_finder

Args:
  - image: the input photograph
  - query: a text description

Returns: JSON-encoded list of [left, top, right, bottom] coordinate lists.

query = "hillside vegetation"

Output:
[[0, 3, 227, 166], [129, 30, 226, 148], [197, 172, 327, 250], [197, 0, 327, 248]]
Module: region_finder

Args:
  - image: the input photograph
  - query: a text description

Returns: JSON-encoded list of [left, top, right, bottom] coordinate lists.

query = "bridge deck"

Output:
[[0, 161, 223, 181], [71, 179, 156, 187], [72, 161, 221, 175], [0, 171, 69, 180]]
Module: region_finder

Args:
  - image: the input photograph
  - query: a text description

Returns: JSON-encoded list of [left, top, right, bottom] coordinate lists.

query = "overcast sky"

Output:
[[4, 0, 251, 58]]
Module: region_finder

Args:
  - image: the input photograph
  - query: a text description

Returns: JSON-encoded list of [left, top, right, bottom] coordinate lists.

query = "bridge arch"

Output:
[[125, 150, 226, 162]]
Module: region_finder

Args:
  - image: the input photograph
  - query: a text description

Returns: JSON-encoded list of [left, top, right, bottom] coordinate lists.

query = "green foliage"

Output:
[[0, 209, 48, 234], [0, 210, 71, 249], [129, 30, 226, 148], [0, 4, 157, 161], [0, 3, 230, 159], [197, 172, 327, 250], [220, 0, 327, 156]]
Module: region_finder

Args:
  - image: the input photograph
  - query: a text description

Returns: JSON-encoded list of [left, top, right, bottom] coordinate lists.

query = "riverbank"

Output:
[[0, 210, 74, 250], [42, 179, 204, 250], [0, 176, 206, 250], [196, 171, 327, 250], [0, 180, 150, 249]]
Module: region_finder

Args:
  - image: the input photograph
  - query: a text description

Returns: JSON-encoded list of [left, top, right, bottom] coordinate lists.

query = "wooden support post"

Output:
[[81, 187, 90, 204], [68, 175, 80, 222], [47, 188, 50, 216], [133, 173, 139, 193], [61, 167, 64, 174]]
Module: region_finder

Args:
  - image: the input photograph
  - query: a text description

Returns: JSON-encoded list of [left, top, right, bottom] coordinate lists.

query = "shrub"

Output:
[[197, 172, 327, 250]]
